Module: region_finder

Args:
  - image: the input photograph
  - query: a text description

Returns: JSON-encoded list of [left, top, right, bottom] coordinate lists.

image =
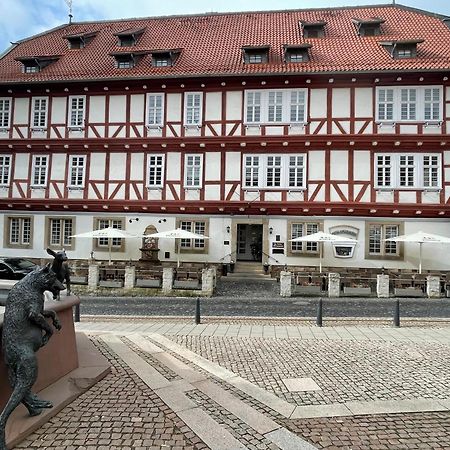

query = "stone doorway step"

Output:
[[225, 261, 276, 282]]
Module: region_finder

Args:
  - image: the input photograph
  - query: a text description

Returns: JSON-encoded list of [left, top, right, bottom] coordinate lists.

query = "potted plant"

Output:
[[229, 260, 235, 273], [263, 262, 270, 274]]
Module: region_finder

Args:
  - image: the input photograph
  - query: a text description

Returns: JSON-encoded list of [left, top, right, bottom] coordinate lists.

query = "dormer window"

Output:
[[352, 18, 385, 37], [242, 45, 270, 64], [151, 49, 181, 67], [380, 39, 424, 59], [114, 27, 145, 47], [300, 21, 326, 38], [15, 56, 60, 74], [284, 44, 311, 63], [110, 51, 147, 69], [63, 32, 97, 49]]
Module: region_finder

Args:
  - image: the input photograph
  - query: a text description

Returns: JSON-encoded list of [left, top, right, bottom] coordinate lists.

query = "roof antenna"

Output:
[[64, 0, 73, 24]]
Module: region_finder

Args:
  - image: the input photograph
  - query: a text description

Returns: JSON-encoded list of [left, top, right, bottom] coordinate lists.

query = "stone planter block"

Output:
[[99, 280, 123, 288], [136, 278, 161, 288], [294, 285, 321, 295], [394, 287, 423, 297], [343, 287, 372, 296]]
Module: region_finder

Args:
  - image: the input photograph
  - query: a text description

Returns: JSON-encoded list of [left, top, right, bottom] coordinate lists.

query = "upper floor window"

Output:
[[147, 154, 165, 187], [31, 155, 48, 187], [184, 154, 203, 188], [151, 50, 180, 67], [146, 93, 164, 126], [300, 21, 326, 38], [352, 18, 384, 37], [68, 96, 86, 128], [245, 89, 307, 124], [7, 216, 32, 248], [376, 86, 442, 123], [69, 155, 86, 188], [32, 97, 48, 129], [0, 98, 11, 128], [0, 155, 11, 186], [380, 39, 424, 59], [184, 93, 203, 126], [243, 154, 306, 189], [242, 46, 270, 64], [283, 44, 311, 63], [375, 153, 442, 190], [64, 32, 97, 49], [114, 27, 145, 47], [15, 56, 60, 74], [367, 223, 401, 259], [48, 217, 73, 248]]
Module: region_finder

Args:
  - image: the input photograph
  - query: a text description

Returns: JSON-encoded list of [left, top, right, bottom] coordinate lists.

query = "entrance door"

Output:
[[236, 224, 263, 261]]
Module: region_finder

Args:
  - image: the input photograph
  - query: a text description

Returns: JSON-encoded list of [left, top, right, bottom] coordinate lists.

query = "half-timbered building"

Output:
[[0, 4, 449, 270]]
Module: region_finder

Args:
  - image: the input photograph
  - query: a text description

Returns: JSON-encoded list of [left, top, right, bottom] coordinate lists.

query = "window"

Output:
[[243, 154, 306, 189], [95, 218, 124, 249], [184, 154, 203, 188], [147, 154, 165, 187], [24, 64, 40, 73], [146, 93, 164, 126], [353, 18, 384, 37], [0, 98, 11, 128], [245, 89, 307, 124], [153, 55, 170, 67], [31, 155, 48, 187], [300, 21, 326, 38], [289, 222, 320, 254], [115, 56, 134, 69], [367, 223, 401, 259], [6, 217, 32, 248], [284, 46, 310, 63], [376, 86, 442, 122], [242, 46, 269, 64], [69, 155, 86, 187], [179, 220, 207, 252], [32, 97, 48, 128], [48, 218, 73, 248], [68, 96, 85, 128], [375, 153, 442, 190], [184, 93, 202, 126], [0, 155, 11, 186]]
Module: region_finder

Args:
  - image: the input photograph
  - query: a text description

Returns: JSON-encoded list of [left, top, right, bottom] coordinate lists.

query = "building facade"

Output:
[[0, 4, 449, 270]]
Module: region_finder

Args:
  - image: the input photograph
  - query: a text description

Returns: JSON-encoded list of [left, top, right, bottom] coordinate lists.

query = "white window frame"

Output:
[[68, 95, 86, 128], [184, 154, 203, 188], [184, 92, 203, 126], [0, 155, 11, 186], [146, 93, 164, 127], [31, 96, 48, 129], [376, 86, 443, 123], [244, 89, 308, 125], [68, 155, 86, 188], [31, 155, 49, 187], [374, 153, 442, 190], [147, 154, 165, 188], [0, 97, 12, 129], [243, 154, 307, 190]]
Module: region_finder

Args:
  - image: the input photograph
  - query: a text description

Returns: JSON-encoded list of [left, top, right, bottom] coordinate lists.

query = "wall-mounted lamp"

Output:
[[128, 218, 139, 223], [269, 227, 273, 235], [158, 218, 167, 224], [226, 226, 230, 233]]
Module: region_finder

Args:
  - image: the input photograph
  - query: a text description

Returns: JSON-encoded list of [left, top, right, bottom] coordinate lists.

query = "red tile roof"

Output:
[[1, 4, 450, 83]]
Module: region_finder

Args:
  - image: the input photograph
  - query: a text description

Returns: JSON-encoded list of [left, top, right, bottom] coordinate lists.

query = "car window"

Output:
[[0, 263, 9, 271], [4, 259, 36, 270]]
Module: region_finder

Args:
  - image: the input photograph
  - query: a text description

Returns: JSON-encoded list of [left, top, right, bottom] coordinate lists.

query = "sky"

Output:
[[1, 0, 450, 54]]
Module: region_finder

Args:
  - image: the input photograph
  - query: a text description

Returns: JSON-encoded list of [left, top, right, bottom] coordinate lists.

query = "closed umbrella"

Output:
[[290, 231, 357, 272], [147, 227, 209, 267], [385, 231, 450, 274]]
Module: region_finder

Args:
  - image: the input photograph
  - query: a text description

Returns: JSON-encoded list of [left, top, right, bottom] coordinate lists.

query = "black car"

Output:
[[0, 258, 39, 280]]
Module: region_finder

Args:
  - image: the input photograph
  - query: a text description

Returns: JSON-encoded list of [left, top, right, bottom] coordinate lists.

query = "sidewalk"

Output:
[[14, 319, 450, 449]]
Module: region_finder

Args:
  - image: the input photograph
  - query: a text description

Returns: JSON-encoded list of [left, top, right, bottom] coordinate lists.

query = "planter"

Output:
[[71, 276, 88, 285], [136, 278, 161, 288], [343, 287, 372, 296], [173, 280, 200, 290], [394, 287, 424, 297], [99, 280, 123, 288], [295, 285, 321, 295]]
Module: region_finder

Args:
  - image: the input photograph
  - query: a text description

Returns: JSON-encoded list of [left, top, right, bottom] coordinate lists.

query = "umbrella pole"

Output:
[[419, 242, 422, 274], [108, 238, 112, 265], [177, 238, 180, 268], [319, 243, 323, 273]]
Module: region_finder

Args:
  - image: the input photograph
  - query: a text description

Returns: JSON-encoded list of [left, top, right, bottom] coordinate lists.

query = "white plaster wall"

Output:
[[354, 150, 371, 180], [225, 152, 240, 181], [308, 151, 325, 180], [205, 92, 221, 121], [89, 96, 106, 122], [109, 95, 126, 122], [90, 153, 106, 178], [51, 97, 66, 123], [332, 88, 350, 117], [167, 94, 182, 122], [109, 153, 127, 180], [205, 152, 221, 181], [354, 88, 373, 117], [398, 191, 417, 203], [130, 153, 144, 180], [130, 94, 145, 123], [226, 91, 242, 120], [204, 185, 220, 200], [13, 98, 29, 124], [166, 153, 180, 181], [50, 154, 66, 179], [14, 154, 29, 179], [309, 89, 327, 118], [330, 151, 348, 179]]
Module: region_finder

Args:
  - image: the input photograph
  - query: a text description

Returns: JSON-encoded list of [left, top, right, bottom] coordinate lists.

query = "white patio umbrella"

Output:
[[290, 231, 357, 272], [71, 227, 141, 264], [147, 227, 209, 267], [385, 231, 450, 274]]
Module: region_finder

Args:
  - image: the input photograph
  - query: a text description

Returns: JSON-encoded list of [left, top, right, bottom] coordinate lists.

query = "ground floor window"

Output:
[[366, 222, 403, 259], [94, 218, 125, 251], [47, 217, 73, 249], [6, 216, 32, 248], [288, 221, 321, 255], [177, 219, 208, 253]]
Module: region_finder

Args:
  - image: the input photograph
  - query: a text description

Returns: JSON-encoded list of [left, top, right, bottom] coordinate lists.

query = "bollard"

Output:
[[195, 297, 201, 324], [393, 298, 400, 327], [74, 303, 80, 322], [316, 297, 323, 327]]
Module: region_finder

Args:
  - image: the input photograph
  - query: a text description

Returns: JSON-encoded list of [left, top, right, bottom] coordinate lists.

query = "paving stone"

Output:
[[283, 377, 322, 392]]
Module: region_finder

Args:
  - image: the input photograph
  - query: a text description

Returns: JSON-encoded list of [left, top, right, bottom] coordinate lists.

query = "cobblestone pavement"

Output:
[[14, 320, 450, 449]]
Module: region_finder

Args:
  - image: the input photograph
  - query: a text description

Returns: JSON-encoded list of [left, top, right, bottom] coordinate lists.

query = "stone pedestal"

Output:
[[124, 266, 136, 289], [88, 264, 99, 290], [328, 273, 340, 297], [426, 275, 441, 298], [280, 271, 292, 297], [201, 268, 215, 296], [162, 267, 174, 293], [377, 274, 390, 298]]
